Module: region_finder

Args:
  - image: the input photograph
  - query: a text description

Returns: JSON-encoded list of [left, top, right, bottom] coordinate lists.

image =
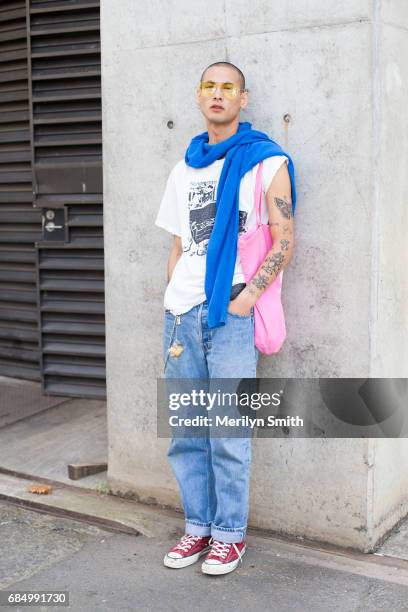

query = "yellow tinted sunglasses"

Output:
[[198, 80, 247, 100]]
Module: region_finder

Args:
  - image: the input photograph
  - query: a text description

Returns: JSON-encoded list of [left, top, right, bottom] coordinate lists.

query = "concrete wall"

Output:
[[101, 0, 408, 551], [371, 1, 408, 377], [369, 1, 408, 547]]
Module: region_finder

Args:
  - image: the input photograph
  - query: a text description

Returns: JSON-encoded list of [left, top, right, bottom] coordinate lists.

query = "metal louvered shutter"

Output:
[[0, 1, 41, 381], [30, 0, 105, 398]]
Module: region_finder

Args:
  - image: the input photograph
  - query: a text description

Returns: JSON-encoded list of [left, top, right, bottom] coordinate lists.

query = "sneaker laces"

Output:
[[173, 534, 203, 552], [210, 540, 244, 563]]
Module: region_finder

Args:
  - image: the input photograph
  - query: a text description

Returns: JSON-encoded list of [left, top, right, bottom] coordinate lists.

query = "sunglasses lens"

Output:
[[199, 82, 240, 99], [200, 82, 215, 96], [222, 86, 237, 99]]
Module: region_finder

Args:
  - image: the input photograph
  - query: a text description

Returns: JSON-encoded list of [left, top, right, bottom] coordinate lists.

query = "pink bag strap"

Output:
[[254, 161, 263, 227]]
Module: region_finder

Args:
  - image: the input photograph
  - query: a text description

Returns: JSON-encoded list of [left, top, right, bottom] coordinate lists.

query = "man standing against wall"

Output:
[[155, 61, 296, 575]]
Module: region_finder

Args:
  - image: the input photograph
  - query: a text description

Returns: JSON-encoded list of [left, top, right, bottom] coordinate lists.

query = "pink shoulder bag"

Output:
[[237, 160, 286, 354]]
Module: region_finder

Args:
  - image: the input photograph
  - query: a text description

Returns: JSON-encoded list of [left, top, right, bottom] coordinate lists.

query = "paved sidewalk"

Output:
[[2, 500, 408, 612], [1, 377, 408, 610]]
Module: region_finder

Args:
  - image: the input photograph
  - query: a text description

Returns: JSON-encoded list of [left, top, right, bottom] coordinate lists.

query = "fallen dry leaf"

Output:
[[27, 483, 53, 495]]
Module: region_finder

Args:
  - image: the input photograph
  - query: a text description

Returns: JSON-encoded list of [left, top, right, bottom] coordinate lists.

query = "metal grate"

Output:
[[0, 0, 41, 381], [38, 245, 105, 398], [30, 0, 102, 195], [0, 0, 105, 397], [29, 0, 105, 398]]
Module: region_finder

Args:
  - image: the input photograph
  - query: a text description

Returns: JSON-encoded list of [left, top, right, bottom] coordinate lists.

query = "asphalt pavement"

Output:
[[1, 500, 408, 612]]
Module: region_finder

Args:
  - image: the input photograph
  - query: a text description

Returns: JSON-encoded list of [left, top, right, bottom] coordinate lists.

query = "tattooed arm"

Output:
[[228, 161, 294, 316]]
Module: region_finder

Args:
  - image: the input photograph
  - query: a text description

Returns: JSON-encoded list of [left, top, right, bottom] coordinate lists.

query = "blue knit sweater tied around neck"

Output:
[[185, 121, 297, 329]]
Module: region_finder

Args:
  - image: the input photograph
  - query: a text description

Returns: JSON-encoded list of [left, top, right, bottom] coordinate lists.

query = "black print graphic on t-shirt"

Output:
[[184, 180, 248, 257]]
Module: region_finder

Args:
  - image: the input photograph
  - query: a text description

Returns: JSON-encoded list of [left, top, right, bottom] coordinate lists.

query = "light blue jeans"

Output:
[[163, 300, 259, 543]]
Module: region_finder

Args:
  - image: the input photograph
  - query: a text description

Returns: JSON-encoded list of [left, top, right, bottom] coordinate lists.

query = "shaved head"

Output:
[[200, 61, 246, 90]]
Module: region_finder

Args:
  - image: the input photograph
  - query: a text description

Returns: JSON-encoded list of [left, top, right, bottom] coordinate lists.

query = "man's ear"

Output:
[[240, 91, 249, 111]]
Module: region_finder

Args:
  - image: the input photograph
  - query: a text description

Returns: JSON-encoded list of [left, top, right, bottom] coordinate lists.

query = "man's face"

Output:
[[196, 66, 248, 125]]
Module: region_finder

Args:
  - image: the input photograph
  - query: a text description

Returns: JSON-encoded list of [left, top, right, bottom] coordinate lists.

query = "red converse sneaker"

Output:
[[201, 539, 247, 575], [163, 534, 212, 569]]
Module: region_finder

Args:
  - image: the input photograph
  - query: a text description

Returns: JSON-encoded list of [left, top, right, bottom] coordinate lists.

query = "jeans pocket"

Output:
[[227, 306, 254, 320]]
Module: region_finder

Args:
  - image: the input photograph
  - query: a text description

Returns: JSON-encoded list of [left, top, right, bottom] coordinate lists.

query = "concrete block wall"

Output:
[[101, 0, 408, 550]]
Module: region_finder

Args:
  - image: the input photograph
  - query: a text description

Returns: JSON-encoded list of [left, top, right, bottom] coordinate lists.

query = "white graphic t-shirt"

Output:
[[155, 155, 288, 315]]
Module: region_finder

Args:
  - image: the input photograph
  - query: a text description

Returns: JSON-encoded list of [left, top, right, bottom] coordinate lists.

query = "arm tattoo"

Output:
[[251, 272, 270, 291], [262, 252, 284, 276], [280, 239, 289, 251], [274, 196, 293, 219], [249, 251, 285, 294]]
